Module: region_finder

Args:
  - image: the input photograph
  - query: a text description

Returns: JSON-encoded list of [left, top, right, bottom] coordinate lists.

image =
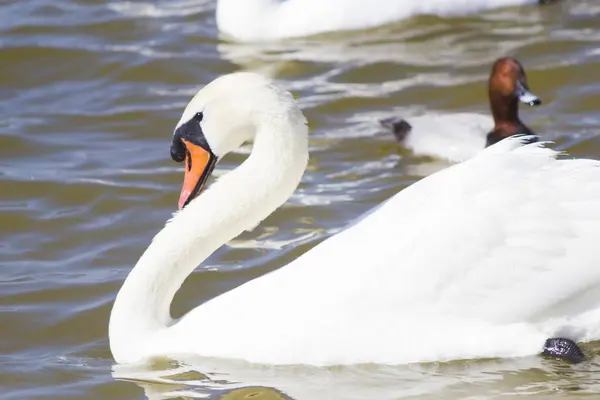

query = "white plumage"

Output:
[[391, 112, 493, 162], [110, 73, 600, 367], [216, 0, 543, 42]]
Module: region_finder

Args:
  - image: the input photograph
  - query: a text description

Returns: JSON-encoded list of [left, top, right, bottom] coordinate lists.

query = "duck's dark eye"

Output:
[[194, 112, 203, 122]]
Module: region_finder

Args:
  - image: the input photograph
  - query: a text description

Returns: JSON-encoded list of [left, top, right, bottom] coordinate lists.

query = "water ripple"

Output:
[[1, 0, 600, 399]]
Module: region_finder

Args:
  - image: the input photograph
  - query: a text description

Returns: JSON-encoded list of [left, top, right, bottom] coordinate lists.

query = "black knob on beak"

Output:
[[170, 135, 186, 163]]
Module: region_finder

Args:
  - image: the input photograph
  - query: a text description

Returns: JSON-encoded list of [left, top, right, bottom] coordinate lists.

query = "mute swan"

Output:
[[109, 72, 595, 367], [216, 0, 554, 42], [381, 57, 542, 163]]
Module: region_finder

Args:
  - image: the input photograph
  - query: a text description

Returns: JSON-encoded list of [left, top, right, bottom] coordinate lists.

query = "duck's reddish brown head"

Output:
[[486, 57, 541, 147]]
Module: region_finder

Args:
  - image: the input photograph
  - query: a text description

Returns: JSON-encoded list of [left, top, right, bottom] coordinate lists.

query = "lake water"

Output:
[[2, 0, 600, 399]]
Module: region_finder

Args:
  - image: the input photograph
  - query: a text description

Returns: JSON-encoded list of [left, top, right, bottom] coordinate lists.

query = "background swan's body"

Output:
[[217, 0, 543, 42], [110, 73, 600, 367]]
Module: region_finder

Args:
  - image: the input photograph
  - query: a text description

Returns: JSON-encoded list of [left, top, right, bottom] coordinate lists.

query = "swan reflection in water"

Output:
[[111, 352, 595, 400]]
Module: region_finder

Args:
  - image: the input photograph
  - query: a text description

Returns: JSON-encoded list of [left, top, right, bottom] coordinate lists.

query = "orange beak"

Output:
[[178, 139, 215, 210]]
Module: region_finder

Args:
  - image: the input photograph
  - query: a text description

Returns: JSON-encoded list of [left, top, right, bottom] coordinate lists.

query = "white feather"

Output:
[[111, 74, 600, 367], [216, 0, 541, 42], [400, 112, 493, 162]]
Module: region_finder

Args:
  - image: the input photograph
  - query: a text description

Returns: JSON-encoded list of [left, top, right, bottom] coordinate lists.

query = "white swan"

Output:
[[110, 72, 600, 367], [216, 0, 547, 42]]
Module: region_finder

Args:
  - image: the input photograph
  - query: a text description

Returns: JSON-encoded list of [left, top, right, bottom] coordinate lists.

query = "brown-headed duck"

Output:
[[380, 57, 542, 162]]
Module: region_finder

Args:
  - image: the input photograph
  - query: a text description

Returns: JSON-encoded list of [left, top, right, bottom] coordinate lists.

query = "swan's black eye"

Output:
[[193, 112, 203, 122]]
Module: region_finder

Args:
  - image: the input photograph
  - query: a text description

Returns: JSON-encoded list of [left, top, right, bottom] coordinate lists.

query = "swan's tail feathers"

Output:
[[485, 132, 541, 148], [480, 134, 549, 156], [380, 117, 412, 142], [542, 338, 585, 363], [512, 133, 542, 146]]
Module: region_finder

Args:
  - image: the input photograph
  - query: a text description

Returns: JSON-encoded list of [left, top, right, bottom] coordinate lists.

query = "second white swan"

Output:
[[217, 0, 550, 42]]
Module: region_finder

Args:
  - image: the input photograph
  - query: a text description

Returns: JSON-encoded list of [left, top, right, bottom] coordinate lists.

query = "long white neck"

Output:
[[109, 113, 308, 361]]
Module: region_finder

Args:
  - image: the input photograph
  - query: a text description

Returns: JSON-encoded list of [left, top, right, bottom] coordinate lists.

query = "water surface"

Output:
[[2, 1, 600, 399]]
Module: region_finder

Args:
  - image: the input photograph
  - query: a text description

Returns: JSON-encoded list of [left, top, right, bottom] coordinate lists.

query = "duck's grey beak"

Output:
[[515, 81, 541, 106]]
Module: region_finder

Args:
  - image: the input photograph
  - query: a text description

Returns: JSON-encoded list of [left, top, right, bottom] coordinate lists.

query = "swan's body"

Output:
[[216, 0, 543, 42], [110, 73, 600, 367]]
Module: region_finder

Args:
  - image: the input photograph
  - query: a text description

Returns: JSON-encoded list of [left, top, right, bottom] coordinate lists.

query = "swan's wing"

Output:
[[283, 137, 600, 323], [178, 136, 600, 365]]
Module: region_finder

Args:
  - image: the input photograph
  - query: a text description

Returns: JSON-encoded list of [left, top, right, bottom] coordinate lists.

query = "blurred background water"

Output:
[[2, 0, 600, 399]]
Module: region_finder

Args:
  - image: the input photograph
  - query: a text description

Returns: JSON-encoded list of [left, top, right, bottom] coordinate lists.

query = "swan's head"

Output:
[[170, 72, 306, 210]]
